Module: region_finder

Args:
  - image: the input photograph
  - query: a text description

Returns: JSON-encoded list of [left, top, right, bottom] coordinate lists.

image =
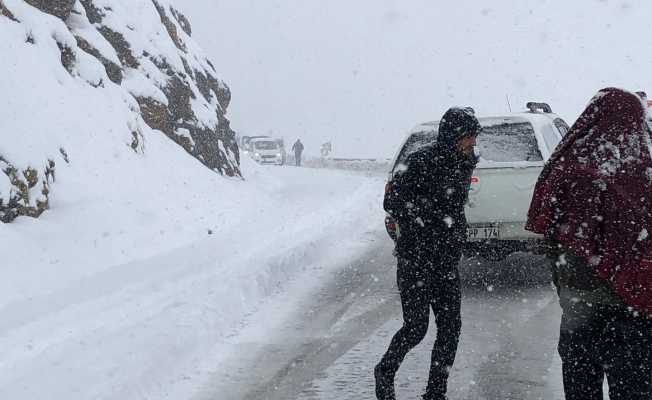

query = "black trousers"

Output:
[[295, 153, 302, 166], [378, 249, 462, 398], [558, 299, 652, 400]]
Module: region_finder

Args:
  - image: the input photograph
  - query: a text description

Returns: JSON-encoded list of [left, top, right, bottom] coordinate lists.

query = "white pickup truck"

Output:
[[385, 103, 570, 261]]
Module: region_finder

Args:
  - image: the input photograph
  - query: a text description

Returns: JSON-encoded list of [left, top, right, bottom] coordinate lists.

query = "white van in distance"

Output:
[[249, 138, 285, 165]]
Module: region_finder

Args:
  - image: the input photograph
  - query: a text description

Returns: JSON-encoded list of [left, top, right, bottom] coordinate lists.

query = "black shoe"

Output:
[[374, 363, 395, 400], [422, 395, 447, 400]]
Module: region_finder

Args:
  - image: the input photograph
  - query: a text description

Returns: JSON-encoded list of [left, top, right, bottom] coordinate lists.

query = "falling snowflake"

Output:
[[638, 228, 649, 241]]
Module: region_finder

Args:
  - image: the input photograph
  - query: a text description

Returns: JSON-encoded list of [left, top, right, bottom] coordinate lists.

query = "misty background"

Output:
[[183, 0, 652, 158]]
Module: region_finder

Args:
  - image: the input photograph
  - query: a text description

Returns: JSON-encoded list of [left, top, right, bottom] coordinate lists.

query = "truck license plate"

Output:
[[467, 223, 501, 240]]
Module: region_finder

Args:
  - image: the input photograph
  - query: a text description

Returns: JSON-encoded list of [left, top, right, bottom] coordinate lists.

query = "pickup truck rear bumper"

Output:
[[463, 238, 546, 261], [385, 215, 547, 261]]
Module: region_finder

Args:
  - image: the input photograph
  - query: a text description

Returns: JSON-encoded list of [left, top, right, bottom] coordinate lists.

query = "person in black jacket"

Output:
[[292, 139, 304, 166], [375, 107, 481, 400]]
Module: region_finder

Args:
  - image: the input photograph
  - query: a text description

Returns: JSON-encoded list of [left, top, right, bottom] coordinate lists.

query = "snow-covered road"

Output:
[[194, 248, 567, 400], [1, 160, 571, 399]]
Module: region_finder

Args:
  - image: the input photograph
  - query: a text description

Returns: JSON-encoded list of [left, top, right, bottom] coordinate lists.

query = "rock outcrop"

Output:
[[23, 0, 75, 20]]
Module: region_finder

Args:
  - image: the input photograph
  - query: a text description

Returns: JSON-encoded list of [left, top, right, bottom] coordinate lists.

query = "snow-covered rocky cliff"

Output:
[[0, 0, 240, 222]]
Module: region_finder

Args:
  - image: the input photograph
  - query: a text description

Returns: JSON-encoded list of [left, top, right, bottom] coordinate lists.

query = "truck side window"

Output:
[[392, 131, 437, 174], [554, 118, 570, 136], [540, 123, 562, 156]]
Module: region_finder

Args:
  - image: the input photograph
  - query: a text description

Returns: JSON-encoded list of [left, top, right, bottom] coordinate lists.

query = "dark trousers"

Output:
[[295, 152, 302, 166], [558, 300, 652, 400], [378, 250, 462, 398]]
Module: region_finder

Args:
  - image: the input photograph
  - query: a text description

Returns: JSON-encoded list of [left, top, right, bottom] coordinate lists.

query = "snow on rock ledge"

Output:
[[0, 0, 240, 222]]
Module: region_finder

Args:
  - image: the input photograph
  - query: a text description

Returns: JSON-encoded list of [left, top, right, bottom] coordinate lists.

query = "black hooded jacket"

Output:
[[384, 108, 480, 255]]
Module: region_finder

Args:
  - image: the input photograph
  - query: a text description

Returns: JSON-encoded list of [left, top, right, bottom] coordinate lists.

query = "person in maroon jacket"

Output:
[[526, 87, 652, 400]]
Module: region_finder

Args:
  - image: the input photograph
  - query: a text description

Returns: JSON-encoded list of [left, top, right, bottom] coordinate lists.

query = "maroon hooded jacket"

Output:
[[526, 88, 652, 317]]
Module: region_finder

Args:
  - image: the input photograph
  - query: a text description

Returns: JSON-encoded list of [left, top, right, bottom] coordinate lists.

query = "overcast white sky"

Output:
[[182, 0, 652, 158]]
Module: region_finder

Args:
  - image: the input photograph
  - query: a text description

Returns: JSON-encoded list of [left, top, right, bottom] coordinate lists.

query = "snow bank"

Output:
[[302, 156, 392, 177]]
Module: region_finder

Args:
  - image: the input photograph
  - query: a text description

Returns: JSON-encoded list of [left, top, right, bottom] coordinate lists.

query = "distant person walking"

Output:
[[376, 107, 481, 400], [526, 88, 652, 400], [292, 139, 304, 166]]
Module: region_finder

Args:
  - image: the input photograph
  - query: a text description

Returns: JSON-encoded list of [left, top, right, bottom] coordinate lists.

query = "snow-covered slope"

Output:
[[0, 0, 239, 222]]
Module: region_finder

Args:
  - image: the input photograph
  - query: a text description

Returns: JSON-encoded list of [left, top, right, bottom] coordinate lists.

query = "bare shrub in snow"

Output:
[[0, 156, 54, 222]]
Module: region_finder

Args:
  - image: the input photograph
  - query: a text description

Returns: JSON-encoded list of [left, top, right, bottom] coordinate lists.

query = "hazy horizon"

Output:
[[183, 0, 652, 158]]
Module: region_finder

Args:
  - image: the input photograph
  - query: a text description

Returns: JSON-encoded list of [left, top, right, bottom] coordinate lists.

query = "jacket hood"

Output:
[[437, 107, 482, 149]]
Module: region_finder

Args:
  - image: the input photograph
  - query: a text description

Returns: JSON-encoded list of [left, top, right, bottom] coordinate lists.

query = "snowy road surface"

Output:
[[195, 243, 568, 400], [2, 160, 571, 399]]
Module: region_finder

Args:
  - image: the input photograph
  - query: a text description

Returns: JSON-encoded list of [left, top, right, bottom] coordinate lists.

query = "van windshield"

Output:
[[253, 141, 278, 150]]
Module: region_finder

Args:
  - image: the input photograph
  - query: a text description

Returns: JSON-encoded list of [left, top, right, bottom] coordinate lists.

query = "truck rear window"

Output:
[[478, 121, 543, 162]]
